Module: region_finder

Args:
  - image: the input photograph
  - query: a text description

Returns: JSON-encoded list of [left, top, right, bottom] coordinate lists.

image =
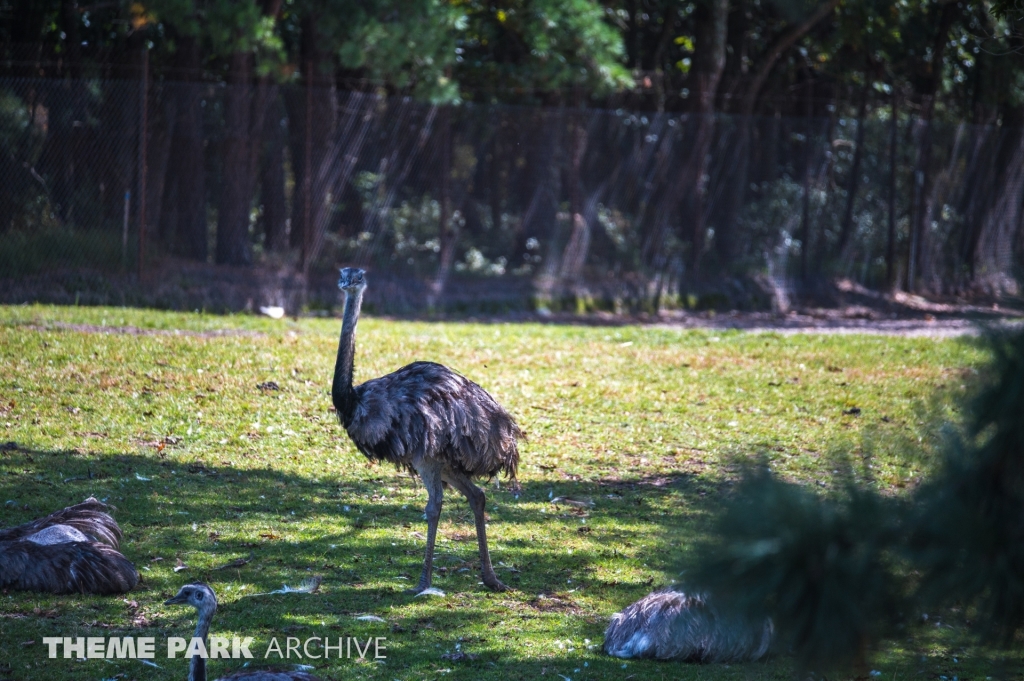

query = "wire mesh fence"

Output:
[[1, 75, 1022, 314]]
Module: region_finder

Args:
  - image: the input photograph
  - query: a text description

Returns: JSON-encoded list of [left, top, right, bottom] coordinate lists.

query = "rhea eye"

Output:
[[194, 591, 203, 600]]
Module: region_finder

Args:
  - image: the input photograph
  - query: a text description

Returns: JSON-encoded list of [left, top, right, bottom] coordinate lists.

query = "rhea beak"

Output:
[[164, 594, 187, 605]]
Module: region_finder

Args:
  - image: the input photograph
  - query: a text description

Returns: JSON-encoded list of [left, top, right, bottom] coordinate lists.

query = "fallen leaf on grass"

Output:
[[212, 553, 254, 571], [173, 559, 188, 573]]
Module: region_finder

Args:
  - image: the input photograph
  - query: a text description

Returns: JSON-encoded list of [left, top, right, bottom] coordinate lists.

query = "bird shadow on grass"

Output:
[[0, 442, 700, 578]]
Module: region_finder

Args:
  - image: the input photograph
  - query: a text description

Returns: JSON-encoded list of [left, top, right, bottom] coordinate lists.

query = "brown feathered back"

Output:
[[0, 497, 122, 547], [0, 498, 138, 594], [344, 361, 521, 480]]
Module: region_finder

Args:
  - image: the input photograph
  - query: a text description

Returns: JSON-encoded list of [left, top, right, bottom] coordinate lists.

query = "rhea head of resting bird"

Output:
[[331, 266, 522, 594]]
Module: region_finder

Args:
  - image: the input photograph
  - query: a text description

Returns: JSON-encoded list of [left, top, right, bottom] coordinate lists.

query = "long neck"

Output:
[[188, 608, 213, 681], [332, 287, 364, 425]]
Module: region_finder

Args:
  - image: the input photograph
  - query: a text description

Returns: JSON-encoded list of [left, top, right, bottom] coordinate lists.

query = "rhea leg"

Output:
[[444, 471, 508, 592], [410, 459, 444, 594]]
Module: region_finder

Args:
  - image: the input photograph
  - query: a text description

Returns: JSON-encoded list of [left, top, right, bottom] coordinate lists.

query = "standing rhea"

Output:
[[165, 583, 321, 681], [0, 497, 138, 594], [604, 589, 773, 662], [332, 267, 522, 593]]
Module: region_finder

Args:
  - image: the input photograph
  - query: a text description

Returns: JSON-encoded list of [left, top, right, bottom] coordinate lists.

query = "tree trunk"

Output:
[[718, 0, 841, 264], [145, 87, 172, 249], [286, 77, 338, 253], [836, 77, 870, 258], [50, 0, 85, 227], [160, 35, 208, 261], [886, 91, 899, 288], [9, 0, 47, 79], [958, 118, 997, 287], [908, 1, 957, 292], [516, 110, 561, 270], [429, 106, 455, 307], [490, 116, 504, 234], [558, 96, 592, 287], [970, 110, 1024, 292], [261, 95, 289, 252], [216, 51, 254, 265], [800, 68, 813, 282], [688, 0, 728, 275]]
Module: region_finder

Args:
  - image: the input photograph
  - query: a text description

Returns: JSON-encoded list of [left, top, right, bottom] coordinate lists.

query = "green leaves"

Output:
[[453, 0, 631, 101], [908, 328, 1024, 646], [692, 326, 1024, 673], [690, 464, 905, 673]]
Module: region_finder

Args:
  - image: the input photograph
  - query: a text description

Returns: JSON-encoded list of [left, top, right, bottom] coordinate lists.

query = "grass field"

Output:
[[0, 304, 1009, 680]]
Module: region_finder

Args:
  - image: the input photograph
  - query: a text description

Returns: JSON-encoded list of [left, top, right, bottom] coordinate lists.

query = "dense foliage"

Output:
[[1, 0, 1023, 303], [691, 325, 1024, 672]]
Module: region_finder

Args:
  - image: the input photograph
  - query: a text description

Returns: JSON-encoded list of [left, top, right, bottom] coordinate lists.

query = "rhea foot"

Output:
[[482, 574, 510, 592], [404, 580, 433, 595]]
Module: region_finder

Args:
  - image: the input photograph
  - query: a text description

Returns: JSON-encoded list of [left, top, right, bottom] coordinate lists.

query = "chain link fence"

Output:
[[1, 76, 1022, 314]]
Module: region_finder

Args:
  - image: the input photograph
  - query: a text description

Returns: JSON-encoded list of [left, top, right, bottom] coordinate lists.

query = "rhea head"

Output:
[[165, 582, 218, 616], [337, 267, 367, 293]]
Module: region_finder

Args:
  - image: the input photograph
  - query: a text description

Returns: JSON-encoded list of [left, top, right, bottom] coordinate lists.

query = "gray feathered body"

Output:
[[0, 498, 138, 594], [604, 589, 773, 662], [330, 268, 520, 593], [342, 361, 520, 481]]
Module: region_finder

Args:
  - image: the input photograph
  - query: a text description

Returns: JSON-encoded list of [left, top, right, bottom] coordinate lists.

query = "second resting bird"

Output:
[[0, 497, 138, 594], [331, 267, 522, 593]]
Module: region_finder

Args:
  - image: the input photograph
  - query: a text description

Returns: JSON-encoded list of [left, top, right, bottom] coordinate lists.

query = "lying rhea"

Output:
[[0, 497, 138, 594], [604, 589, 773, 662], [165, 583, 320, 681]]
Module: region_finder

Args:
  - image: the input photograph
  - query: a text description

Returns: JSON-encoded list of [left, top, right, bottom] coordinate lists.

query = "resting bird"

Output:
[[0, 497, 138, 594], [604, 589, 773, 662], [165, 583, 320, 681], [331, 267, 522, 593]]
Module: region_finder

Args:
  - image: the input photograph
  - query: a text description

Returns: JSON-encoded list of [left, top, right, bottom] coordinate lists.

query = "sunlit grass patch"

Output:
[[0, 305, 1004, 680]]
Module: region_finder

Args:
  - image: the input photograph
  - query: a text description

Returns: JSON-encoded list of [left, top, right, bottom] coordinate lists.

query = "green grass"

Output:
[[0, 304, 1011, 680]]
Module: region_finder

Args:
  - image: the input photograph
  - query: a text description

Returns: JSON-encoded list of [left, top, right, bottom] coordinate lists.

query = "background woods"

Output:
[[2, 0, 1024, 312]]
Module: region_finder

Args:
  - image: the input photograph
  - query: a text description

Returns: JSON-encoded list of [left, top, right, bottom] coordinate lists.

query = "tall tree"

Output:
[[906, 0, 958, 292], [715, 0, 841, 266]]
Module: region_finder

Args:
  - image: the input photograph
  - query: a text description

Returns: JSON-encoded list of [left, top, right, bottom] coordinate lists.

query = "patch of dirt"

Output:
[[526, 592, 584, 615]]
